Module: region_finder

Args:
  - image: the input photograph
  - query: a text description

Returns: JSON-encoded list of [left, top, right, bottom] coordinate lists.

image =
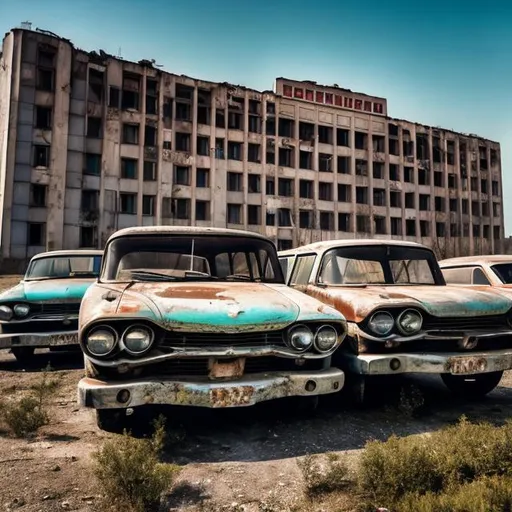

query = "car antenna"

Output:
[[190, 239, 195, 271]]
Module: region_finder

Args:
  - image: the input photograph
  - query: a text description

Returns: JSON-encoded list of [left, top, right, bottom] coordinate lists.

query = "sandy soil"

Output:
[[1, 277, 512, 511]]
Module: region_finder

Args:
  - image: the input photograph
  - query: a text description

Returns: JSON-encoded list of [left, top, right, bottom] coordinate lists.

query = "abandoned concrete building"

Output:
[[0, 27, 505, 267]]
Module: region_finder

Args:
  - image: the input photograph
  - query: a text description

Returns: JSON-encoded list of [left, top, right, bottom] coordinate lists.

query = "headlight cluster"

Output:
[[367, 308, 423, 337], [84, 324, 155, 357], [287, 324, 340, 354], [0, 303, 30, 320]]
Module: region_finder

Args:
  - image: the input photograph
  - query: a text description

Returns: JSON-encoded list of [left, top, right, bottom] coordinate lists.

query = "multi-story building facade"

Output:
[[0, 27, 504, 269]]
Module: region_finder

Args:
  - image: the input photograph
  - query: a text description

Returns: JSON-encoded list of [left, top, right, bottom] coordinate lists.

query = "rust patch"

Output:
[[118, 304, 141, 313], [446, 356, 488, 374], [210, 386, 254, 407], [208, 358, 246, 380], [155, 284, 232, 300]]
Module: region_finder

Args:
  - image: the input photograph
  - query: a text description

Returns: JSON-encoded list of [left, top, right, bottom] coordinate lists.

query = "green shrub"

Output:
[[93, 417, 180, 512]]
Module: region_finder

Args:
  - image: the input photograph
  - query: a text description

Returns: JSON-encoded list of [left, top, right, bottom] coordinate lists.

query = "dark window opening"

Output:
[[299, 122, 314, 141], [196, 168, 209, 188], [278, 208, 292, 227], [319, 182, 332, 201], [373, 162, 384, 179], [247, 205, 261, 225], [390, 191, 401, 208], [33, 145, 50, 167], [355, 159, 367, 176], [338, 213, 350, 232], [278, 118, 294, 138], [299, 179, 313, 199], [227, 204, 242, 224], [373, 188, 386, 207], [319, 153, 332, 172], [197, 136, 209, 156], [278, 178, 293, 197], [355, 132, 367, 150], [320, 212, 334, 230], [278, 148, 294, 167], [35, 106, 52, 129], [122, 123, 139, 145], [109, 87, 120, 108], [28, 223, 45, 246], [143, 195, 155, 216], [196, 200, 210, 221], [143, 161, 157, 181], [176, 102, 191, 121], [176, 132, 191, 152], [336, 128, 349, 147], [227, 141, 242, 161], [248, 143, 261, 163], [375, 216, 386, 235], [144, 125, 156, 147], [120, 193, 137, 214], [318, 125, 333, 145], [30, 184, 47, 207], [356, 187, 368, 204], [87, 117, 102, 138], [338, 156, 350, 174], [175, 166, 190, 186], [121, 158, 138, 179], [373, 135, 385, 153], [174, 198, 191, 220], [88, 68, 104, 103], [122, 72, 141, 110], [85, 153, 101, 175], [216, 110, 225, 128], [299, 150, 312, 170], [215, 138, 225, 159], [299, 210, 314, 229], [227, 172, 243, 192], [248, 174, 261, 193]]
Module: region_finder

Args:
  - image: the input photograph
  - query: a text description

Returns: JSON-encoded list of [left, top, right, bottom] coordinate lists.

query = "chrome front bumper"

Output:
[[0, 330, 78, 349], [346, 349, 512, 376], [78, 368, 345, 410]]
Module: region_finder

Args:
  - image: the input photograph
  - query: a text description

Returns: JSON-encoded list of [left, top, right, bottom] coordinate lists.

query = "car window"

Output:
[[473, 268, 491, 285], [278, 256, 294, 283], [290, 254, 316, 285], [26, 255, 102, 280], [441, 267, 473, 284], [490, 263, 512, 284]]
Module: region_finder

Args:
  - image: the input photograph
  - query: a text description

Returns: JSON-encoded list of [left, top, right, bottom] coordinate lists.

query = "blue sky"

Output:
[[1, 0, 511, 232]]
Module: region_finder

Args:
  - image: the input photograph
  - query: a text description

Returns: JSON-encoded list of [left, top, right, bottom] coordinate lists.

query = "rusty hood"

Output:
[[81, 281, 344, 333], [307, 284, 512, 323]]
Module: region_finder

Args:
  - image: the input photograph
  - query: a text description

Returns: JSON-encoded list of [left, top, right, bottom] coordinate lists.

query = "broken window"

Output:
[[391, 217, 402, 236], [492, 180, 499, 196], [28, 222, 45, 246], [373, 162, 384, 179], [420, 220, 429, 237], [87, 117, 102, 138], [120, 193, 137, 214], [88, 68, 104, 103], [494, 226, 501, 239], [277, 239, 293, 251], [278, 118, 294, 138], [356, 215, 370, 233], [436, 223, 446, 237], [299, 179, 313, 199], [175, 87, 193, 120], [247, 205, 261, 225], [373, 135, 385, 153], [299, 151, 312, 170], [448, 174, 457, 189], [403, 131, 414, 157], [33, 145, 50, 167], [145, 78, 158, 115], [416, 134, 429, 160], [389, 164, 399, 181], [248, 143, 261, 163], [406, 219, 416, 237], [403, 167, 414, 183], [35, 106, 52, 129], [266, 146, 275, 164], [80, 226, 97, 248], [433, 137, 442, 163], [121, 158, 138, 179], [197, 136, 210, 156], [419, 194, 430, 211], [30, 184, 47, 207], [449, 199, 457, 212], [338, 213, 350, 232], [373, 188, 386, 207], [215, 138, 225, 159], [356, 187, 368, 204], [354, 132, 367, 150], [36, 47, 55, 92], [176, 132, 191, 152], [227, 172, 243, 191], [318, 125, 333, 145], [174, 166, 190, 186], [299, 210, 314, 229], [278, 208, 292, 227], [481, 179, 488, 194], [472, 201, 480, 216], [144, 125, 156, 147], [248, 174, 261, 193], [434, 171, 443, 187], [447, 140, 455, 165], [299, 122, 314, 141], [266, 117, 276, 135], [418, 168, 429, 186], [215, 109, 225, 128], [390, 191, 401, 208], [266, 177, 275, 195], [338, 184, 350, 202], [375, 216, 386, 235], [319, 182, 333, 201], [338, 156, 350, 174], [320, 212, 334, 230], [195, 200, 210, 221], [143, 161, 157, 181], [388, 124, 399, 137], [122, 123, 139, 145], [482, 203, 489, 216], [491, 149, 498, 167], [355, 159, 367, 176], [319, 153, 332, 172], [405, 193, 415, 209], [227, 141, 242, 160], [389, 138, 399, 156], [278, 178, 293, 197], [197, 89, 211, 125], [278, 148, 294, 167], [121, 72, 141, 110], [85, 153, 101, 175], [336, 128, 349, 147], [109, 87, 120, 108], [462, 199, 469, 214], [196, 168, 209, 188], [435, 197, 445, 212], [267, 102, 275, 115], [227, 203, 242, 224]]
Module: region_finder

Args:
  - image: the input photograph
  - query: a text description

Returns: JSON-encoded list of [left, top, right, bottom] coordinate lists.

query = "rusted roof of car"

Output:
[[107, 226, 271, 242], [278, 238, 428, 256], [440, 255, 512, 267], [31, 249, 104, 260]]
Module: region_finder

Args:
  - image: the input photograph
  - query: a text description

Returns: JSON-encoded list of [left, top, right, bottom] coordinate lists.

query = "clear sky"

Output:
[[1, 0, 511, 232]]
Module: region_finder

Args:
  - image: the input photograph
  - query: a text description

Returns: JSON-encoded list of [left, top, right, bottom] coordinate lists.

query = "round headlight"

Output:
[[288, 324, 314, 351], [14, 304, 30, 317], [398, 309, 423, 335], [86, 327, 117, 356], [314, 325, 338, 352], [0, 305, 13, 320], [368, 311, 394, 336], [123, 326, 154, 354]]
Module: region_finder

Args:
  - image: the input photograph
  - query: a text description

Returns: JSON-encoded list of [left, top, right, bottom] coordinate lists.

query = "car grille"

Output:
[[423, 314, 509, 332], [1, 319, 78, 334], [160, 330, 287, 349], [30, 303, 81, 317]]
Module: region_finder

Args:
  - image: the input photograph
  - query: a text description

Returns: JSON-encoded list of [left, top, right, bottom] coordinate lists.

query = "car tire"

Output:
[[96, 409, 130, 434], [11, 347, 36, 363], [441, 371, 504, 398]]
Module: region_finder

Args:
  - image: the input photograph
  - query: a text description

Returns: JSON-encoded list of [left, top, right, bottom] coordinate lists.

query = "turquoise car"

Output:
[[77, 227, 348, 432], [0, 249, 103, 362]]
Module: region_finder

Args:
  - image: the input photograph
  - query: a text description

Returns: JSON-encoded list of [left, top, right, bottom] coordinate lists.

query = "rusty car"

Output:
[[440, 255, 512, 289], [0, 249, 103, 362], [77, 226, 348, 432], [278, 240, 512, 403]]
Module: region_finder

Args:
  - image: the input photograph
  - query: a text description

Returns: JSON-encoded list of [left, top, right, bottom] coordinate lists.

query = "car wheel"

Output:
[[441, 371, 504, 398], [96, 409, 131, 434], [11, 347, 36, 363]]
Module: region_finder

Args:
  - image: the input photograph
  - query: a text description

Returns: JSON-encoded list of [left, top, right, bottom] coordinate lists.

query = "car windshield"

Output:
[[102, 235, 284, 283], [491, 263, 512, 284], [25, 255, 102, 281], [318, 245, 441, 286]]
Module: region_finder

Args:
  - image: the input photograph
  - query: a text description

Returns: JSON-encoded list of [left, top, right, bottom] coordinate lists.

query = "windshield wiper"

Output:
[[225, 274, 253, 281], [184, 270, 217, 279], [130, 270, 177, 282]]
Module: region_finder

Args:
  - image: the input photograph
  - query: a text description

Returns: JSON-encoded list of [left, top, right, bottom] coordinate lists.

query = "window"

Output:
[[266, 177, 275, 195], [145, 78, 158, 115], [176, 102, 191, 121], [473, 268, 490, 285], [420, 220, 429, 237], [36, 48, 55, 91], [373, 162, 384, 179], [227, 204, 242, 224], [195, 200, 210, 221], [174, 166, 190, 185], [354, 132, 367, 150], [80, 226, 97, 248], [30, 184, 47, 207], [122, 72, 141, 110], [390, 191, 401, 208], [319, 182, 333, 201], [120, 193, 137, 214], [391, 218, 402, 236], [299, 179, 313, 199], [336, 129, 349, 147], [33, 145, 50, 167], [278, 208, 292, 227], [28, 222, 45, 246], [375, 216, 386, 235], [122, 123, 139, 144], [87, 117, 102, 138], [174, 198, 190, 219], [35, 106, 52, 129], [299, 151, 312, 170], [290, 255, 316, 286], [227, 172, 242, 191], [81, 190, 99, 211], [196, 168, 209, 188], [319, 153, 332, 172], [320, 212, 334, 230], [373, 188, 386, 207], [356, 187, 368, 204], [109, 86, 120, 108], [144, 125, 156, 147], [247, 205, 261, 225], [278, 119, 294, 138], [278, 148, 293, 167], [338, 184, 350, 202], [266, 212, 275, 226], [121, 158, 138, 179], [143, 161, 157, 181], [85, 153, 101, 175], [248, 174, 261, 193], [88, 68, 104, 103], [197, 136, 209, 156], [299, 210, 314, 228], [175, 132, 190, 152], [337, 156, 350, 174], [338, 213, 350, 232], [215, 138, 225, 159], [318, 126, 333, 144], [278, 178, 293, 197], [248, 143, 261, 163], [278, 239, 293, 251], [228, 141, 242, 161], [356, 215, 370, 233]]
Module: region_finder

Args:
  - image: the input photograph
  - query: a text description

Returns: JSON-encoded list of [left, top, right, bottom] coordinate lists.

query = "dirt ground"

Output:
[[2, 276, 512, 511]]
